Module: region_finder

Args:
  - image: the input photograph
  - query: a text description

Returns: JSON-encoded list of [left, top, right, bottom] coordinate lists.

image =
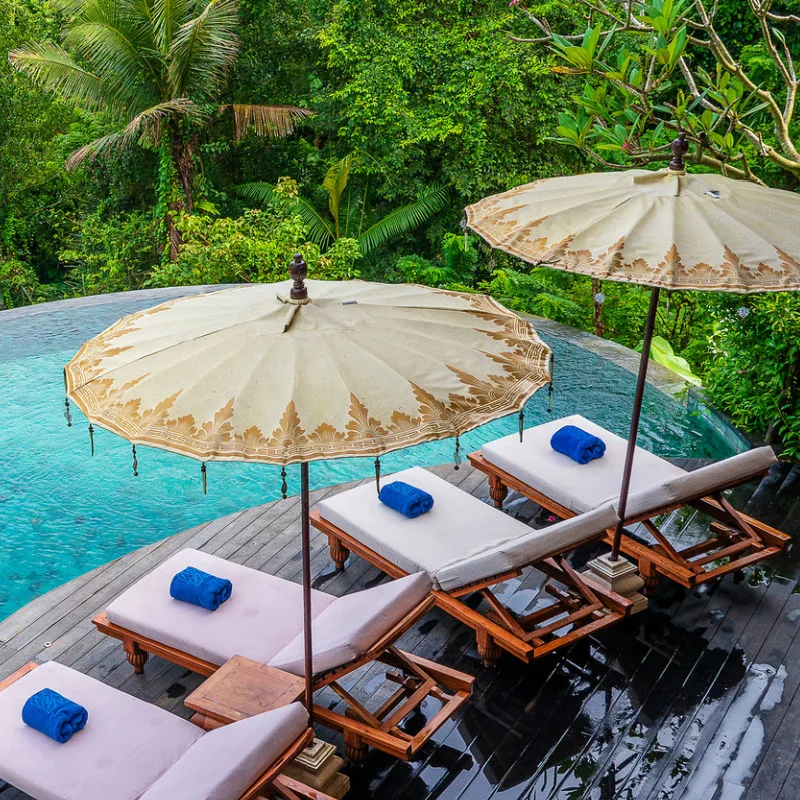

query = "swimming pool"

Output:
[[0, 288, 741, 620]]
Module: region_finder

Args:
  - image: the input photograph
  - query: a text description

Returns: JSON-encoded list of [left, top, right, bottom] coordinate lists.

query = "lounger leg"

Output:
[[639, 559, 661, 594], [123, 639, 149, 673], [343, 728, 369, 764], [476, 628, 502, 668], [488, 475, 508, 509], [328, 535, 350, 570]]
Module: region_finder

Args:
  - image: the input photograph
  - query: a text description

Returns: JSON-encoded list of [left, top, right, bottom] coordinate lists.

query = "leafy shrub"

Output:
[[705, 295, 800, 459], [58, 211, 161, 296]]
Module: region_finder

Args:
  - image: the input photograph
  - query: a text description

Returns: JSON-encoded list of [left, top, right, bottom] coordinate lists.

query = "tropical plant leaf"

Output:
[[322, 154, 356, 238], [358, 183, 448, 255], [235, 181, 277, 204], [168, 0, 239, 99], [293, 197, 335, 248], [63, 0, 164, 110], [8, 42, 107, 111], [66, 98, 194, 168], [640, 335, 702, 385], [221, 104, 311, 140]]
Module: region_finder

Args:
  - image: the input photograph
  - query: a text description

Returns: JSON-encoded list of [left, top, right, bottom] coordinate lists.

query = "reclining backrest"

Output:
[[432, 503, 619, 592], [624, 446, 776, 519], [140, 703, 308, 800], [268, 571, 432, 676]]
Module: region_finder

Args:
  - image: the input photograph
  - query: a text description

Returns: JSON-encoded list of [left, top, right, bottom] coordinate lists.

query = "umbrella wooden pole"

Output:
[[300, 462, 314, 711], [611, 286, 660, 560]]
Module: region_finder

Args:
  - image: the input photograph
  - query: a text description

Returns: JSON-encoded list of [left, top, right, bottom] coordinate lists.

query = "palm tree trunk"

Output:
[[166, 134, 197, 261]]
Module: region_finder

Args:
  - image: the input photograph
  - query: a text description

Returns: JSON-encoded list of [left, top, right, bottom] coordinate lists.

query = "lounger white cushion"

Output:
[[106, 549, 335, 667], [107, 549, 431, 676], [624, 445, 776, 518], [317, 466, 618, 591], [269, 571, 432, 675], [0, 660, 202, 800], [433, 503, 619, 592], [481, 414, 684, 515], [480, 414, 776, 520], [140, 703, 308, 800], [317, 466, 538, 577]]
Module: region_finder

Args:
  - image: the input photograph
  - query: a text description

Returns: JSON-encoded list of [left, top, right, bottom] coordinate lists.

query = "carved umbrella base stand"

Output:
[[584, 554, 649, 615]]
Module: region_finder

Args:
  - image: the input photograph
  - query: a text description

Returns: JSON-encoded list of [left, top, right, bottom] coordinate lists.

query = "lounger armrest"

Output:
[[139, 703, 309, 800], [625, 446, 777, 519], [433, 503, 620, 592], [268, 572, 432, 676]]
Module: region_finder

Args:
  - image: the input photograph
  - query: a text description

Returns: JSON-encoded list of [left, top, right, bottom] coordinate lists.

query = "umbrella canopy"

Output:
[[64, 269, 551, 709], [65, 279, 550, 464], [466, 164, 800, 293], [466, 136, 800, 560]]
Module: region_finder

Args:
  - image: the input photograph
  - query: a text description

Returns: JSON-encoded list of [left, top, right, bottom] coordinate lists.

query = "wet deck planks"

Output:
[[0, 462, 798, 800]]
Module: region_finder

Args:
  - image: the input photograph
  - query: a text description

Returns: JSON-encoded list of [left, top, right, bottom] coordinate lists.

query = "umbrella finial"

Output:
[[290, 254, 308, 301], [669, 132, 689, 172]]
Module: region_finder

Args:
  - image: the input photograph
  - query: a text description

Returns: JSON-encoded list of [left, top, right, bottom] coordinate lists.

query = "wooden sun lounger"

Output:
[[467, 415, 790, 590], [0, 662, 329, 800], [309, 467, 633, 668], [91, 552, 473, 764], [312, 512, 631, 668]]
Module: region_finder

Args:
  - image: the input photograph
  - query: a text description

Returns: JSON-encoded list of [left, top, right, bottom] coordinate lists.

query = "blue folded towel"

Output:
[[379, 481, 434, 518], [170, 566, 232, 611], [550, 425, 606, 464], [22, 688, 88, 743]]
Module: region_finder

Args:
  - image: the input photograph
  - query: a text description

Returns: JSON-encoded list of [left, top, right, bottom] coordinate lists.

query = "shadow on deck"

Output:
[[1, 460, 798, 800]]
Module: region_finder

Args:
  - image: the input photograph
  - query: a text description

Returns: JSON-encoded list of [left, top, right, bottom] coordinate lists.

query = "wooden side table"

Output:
[[185, 654, 305, 730]]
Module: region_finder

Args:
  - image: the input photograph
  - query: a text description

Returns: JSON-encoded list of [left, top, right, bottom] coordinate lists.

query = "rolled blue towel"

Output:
[[170, 566, 232, 611], [379, 481, 434, 519], [550, 425, 606, 464], [22, 688, 88, 743]]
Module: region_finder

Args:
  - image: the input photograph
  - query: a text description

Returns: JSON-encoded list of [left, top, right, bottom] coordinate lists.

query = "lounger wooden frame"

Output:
[[0, 662, 332, 800], [310, 510, 633, 669], [467, 451, 790, 590], [93, 595, 473, 764]]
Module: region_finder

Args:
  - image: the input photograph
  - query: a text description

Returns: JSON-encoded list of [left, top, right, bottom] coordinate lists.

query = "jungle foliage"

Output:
[[2, 0, 800, 456]]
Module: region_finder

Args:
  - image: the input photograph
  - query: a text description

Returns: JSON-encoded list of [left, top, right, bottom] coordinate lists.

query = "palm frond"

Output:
[[322, 154, 357, 238], [64, 6, 163, 111], [152, 0, 194, 53], [235, 181, 276, 204], [221, 104, 311, 140], [358, 184, 449, 256], [168, 0, 239, 99], [294, 197, 335, 248], [8, 42, 107, 111], [66, 98, 193, 168]]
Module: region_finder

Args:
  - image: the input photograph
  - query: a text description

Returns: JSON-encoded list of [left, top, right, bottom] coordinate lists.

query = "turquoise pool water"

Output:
[[0, 291, 741, 621]]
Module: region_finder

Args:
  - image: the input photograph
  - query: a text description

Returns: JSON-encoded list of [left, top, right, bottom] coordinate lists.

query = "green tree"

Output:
[[9, 0, 309, 258], [514, 0, 800, 184]]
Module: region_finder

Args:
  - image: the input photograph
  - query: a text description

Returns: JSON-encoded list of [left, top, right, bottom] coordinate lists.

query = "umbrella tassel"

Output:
[[454, 435, 462, 470], [88, 424, 94, 456], [375, 457, 381, 495], [519, 410, 525, 442], [201, 463, 207, 495], [547, 351, 555, 414], [132, 445, 138, 477], [64, 397, 72, 428], [280, 467, 288, 500]]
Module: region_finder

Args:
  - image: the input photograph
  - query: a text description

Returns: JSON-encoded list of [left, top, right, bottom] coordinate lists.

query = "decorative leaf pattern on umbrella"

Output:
[[65, 281, 552, 464]]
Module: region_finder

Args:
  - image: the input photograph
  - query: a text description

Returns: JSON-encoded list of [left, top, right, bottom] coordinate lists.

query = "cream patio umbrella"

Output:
[[63, 259, 552, 708], [466, 133, 800, 558]]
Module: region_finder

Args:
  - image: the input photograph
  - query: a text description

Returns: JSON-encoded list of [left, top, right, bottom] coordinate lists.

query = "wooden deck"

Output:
[[1, 461, 799, 800]]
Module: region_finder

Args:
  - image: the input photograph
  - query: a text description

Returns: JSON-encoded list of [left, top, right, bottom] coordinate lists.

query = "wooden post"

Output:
[[611, 286, 660, 559], [301, 462, 313, 711]]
